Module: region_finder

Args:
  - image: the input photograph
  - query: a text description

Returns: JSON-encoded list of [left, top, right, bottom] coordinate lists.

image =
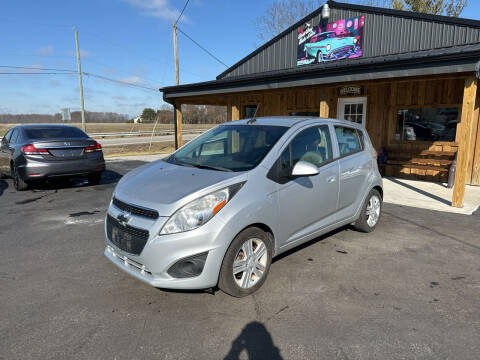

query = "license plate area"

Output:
[[107, 215, 149, 255]]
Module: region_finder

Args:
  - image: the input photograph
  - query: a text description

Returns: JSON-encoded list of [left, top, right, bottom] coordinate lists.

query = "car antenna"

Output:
[[247, 104, 260, 124]]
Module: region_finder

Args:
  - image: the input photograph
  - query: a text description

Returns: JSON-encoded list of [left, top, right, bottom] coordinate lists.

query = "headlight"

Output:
[[326, 44, 331, 51], [160, 182, 245, 235]]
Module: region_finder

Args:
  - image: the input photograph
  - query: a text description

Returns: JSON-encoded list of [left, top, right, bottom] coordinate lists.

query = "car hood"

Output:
[[114, 160, 245, 216]]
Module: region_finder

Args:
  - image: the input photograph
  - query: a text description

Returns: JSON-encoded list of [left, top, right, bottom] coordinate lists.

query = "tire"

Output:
[[353, 189, 382, 233], [12, 166, 28, 191], [218, 227, 273, 298], [316, 51, 323, 63], [87, 172, 102, 185]]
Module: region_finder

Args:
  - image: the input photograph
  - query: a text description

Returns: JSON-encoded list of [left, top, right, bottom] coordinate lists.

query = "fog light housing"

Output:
[[167, 252, 208, 278]]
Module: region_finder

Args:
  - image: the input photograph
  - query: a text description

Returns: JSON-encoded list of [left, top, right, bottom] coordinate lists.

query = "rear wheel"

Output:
[[12, 166, 28, 191], [87, 172, 102, 185], [218, 227, 273, 297], [316, 51, 323, 63], [353, 189, 382, 233]]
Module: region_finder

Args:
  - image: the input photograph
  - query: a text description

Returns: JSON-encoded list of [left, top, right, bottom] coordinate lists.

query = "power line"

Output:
[[176, 26, 228, 68], [82, 72, 158, 91], [82, 58, 162, 86], [0, 72, 74, 75], [176, 0, 191, 23], [0, 65, 75, 72]]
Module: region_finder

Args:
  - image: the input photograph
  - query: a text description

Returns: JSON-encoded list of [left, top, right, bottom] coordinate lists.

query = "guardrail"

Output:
[[89, 129, 207, 137]]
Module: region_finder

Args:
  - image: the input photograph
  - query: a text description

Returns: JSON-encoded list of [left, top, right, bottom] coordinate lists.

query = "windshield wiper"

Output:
[[172, 156, 233, 172], [188, 163, 233, 172]]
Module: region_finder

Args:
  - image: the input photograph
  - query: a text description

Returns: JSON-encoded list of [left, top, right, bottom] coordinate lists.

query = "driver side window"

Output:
[[282, 125, 333, 169], [273, 125, 333, 182]]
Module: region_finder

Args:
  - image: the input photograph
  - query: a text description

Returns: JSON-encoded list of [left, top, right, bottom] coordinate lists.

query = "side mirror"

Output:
[[291, 160, 319, 177]]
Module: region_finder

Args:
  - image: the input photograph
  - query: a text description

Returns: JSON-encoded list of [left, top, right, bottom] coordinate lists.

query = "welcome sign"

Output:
[[297, 16, 365, 66]]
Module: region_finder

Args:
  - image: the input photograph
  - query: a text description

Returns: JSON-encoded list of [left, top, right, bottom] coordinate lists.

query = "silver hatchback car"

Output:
[[105, 117, 383, 297]]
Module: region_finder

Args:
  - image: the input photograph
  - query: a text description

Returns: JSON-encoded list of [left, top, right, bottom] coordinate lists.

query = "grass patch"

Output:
[[1, 123, 216, 137], [102, 142, 180, 158]]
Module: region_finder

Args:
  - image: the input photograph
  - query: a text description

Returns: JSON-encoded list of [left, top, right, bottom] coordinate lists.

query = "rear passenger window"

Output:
[[9, 129, 20, 145], [335, 126, 362, 156]]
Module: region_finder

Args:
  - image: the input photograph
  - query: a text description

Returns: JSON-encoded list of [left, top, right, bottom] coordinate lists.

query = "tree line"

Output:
[[0, 111, 129, 124], [139, 105, 227, 124]]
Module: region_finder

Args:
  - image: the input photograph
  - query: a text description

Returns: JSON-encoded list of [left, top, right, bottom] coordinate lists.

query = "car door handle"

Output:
[[326, 175, 336, 183]]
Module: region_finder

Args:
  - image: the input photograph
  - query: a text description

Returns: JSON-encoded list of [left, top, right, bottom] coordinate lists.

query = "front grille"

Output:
[[106, 214, 149, 255], [112, 197, 159, 219]]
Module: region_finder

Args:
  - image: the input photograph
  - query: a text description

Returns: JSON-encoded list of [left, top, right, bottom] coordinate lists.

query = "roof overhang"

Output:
[[161, 46, 480, 103]]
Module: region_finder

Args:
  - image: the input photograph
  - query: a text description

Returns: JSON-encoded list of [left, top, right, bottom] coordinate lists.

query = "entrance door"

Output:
[[337, 97, 367, 126]]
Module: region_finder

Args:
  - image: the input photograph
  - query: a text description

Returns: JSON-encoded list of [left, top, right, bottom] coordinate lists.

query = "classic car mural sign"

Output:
[[297, 16, 365, 66]]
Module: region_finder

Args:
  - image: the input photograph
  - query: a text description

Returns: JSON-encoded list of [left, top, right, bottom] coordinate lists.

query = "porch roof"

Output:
[[161, 43, 480, 102]]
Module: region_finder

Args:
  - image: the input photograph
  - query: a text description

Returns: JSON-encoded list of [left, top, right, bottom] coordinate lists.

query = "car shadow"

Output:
[[272, 225, 347, 264], [224, 321, 283, 360], [0, 179, 7, 197], [28, 169, 123, 191]]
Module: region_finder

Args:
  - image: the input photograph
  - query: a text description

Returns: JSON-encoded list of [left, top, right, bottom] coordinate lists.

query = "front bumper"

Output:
[[18, 155, 105, 180], [104, 202, 231, 290]]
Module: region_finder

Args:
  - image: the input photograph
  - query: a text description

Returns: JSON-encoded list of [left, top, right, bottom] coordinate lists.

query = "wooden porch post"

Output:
[[227, 98, 240, 122], [319, 89, 329, 118], [174, 101, 182, 149], [452, 76, 477, 207]]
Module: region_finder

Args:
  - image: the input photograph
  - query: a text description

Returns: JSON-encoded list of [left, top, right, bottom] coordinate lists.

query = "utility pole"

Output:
[[173, 22, 179, 86], [74, 28, 86, 132], [173, 21, 180, 149]]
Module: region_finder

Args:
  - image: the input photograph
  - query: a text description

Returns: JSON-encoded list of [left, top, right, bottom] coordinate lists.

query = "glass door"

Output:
[[337, 97, 367, 126]]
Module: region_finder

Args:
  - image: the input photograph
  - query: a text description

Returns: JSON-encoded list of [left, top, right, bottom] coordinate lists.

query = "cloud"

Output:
[[113, 95, 127, 101], [49, 79, 62, 87], [36, 45, 54, 56], [66, 49, 94, 58], [123, 0, 183, 21], [118, 76, 146, 85]]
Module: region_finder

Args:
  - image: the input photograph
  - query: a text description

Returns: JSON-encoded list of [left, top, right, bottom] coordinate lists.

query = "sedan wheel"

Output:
[[13, 166, 28, 191]]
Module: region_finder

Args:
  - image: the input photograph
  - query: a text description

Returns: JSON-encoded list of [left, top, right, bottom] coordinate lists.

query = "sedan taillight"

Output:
[[85, 142, 102, 153], [21, 144, 49, 155]]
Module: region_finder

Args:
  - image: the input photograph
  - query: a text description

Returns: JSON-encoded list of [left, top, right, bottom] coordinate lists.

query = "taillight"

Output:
[[85, 142, 102, 153], [21, 144, 49, 155]]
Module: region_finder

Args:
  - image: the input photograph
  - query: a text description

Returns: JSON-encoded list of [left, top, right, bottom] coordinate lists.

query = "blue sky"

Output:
[[1, 0, 480, 117]]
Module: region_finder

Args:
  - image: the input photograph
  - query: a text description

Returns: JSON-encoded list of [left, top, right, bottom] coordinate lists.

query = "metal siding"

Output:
[[219, 6, 480, 79]]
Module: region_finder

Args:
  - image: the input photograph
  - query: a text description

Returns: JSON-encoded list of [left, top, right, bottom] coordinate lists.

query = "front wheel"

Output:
[[218, 227, 273, 297], [353, 189, 382, 233]]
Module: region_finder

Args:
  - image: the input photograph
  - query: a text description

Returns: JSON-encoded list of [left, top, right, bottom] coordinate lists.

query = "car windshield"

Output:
[[167, 124, 288, 172], [24, 126, 88, 140]]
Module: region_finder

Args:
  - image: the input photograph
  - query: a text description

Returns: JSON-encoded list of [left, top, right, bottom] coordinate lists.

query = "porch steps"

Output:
[[382, 147, 456, 182]]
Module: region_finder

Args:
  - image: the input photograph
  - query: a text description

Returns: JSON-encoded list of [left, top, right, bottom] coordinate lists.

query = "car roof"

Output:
[[224, 116, 365, 129], [17, 124, 79, 129]]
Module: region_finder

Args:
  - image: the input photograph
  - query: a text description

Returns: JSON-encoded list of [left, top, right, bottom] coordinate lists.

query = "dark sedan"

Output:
[[0, 124, 105, 191]]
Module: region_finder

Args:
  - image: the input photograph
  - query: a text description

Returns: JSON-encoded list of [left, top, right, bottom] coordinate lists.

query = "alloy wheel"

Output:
[[233, 238, 268, 289], [366, 195, 381, 227]]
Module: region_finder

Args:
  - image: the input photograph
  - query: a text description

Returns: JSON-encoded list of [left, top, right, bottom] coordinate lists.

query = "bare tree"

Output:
[[391, 0, 467, 17], [255, 0, 467, 42]]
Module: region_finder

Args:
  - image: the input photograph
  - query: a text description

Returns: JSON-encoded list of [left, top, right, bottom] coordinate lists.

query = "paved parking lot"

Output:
[[1, 159, 480, 360]]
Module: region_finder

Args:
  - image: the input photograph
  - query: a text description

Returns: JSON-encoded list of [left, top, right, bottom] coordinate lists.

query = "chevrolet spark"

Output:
[[104, 117, 383, 297]]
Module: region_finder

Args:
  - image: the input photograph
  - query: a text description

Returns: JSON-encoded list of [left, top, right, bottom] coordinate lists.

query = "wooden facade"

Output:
[[170, 72, 480, 207], [163, 2, 480, 207]]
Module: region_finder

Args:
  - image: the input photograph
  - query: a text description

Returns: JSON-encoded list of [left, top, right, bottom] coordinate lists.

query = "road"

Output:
[[1, 159, 480, 360], [95, 133, 200, 147]]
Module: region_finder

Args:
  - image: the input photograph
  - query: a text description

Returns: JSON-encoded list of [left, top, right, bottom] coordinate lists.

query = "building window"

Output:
[[245, 105, 258, 118], [396, 107, 459, 142]]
